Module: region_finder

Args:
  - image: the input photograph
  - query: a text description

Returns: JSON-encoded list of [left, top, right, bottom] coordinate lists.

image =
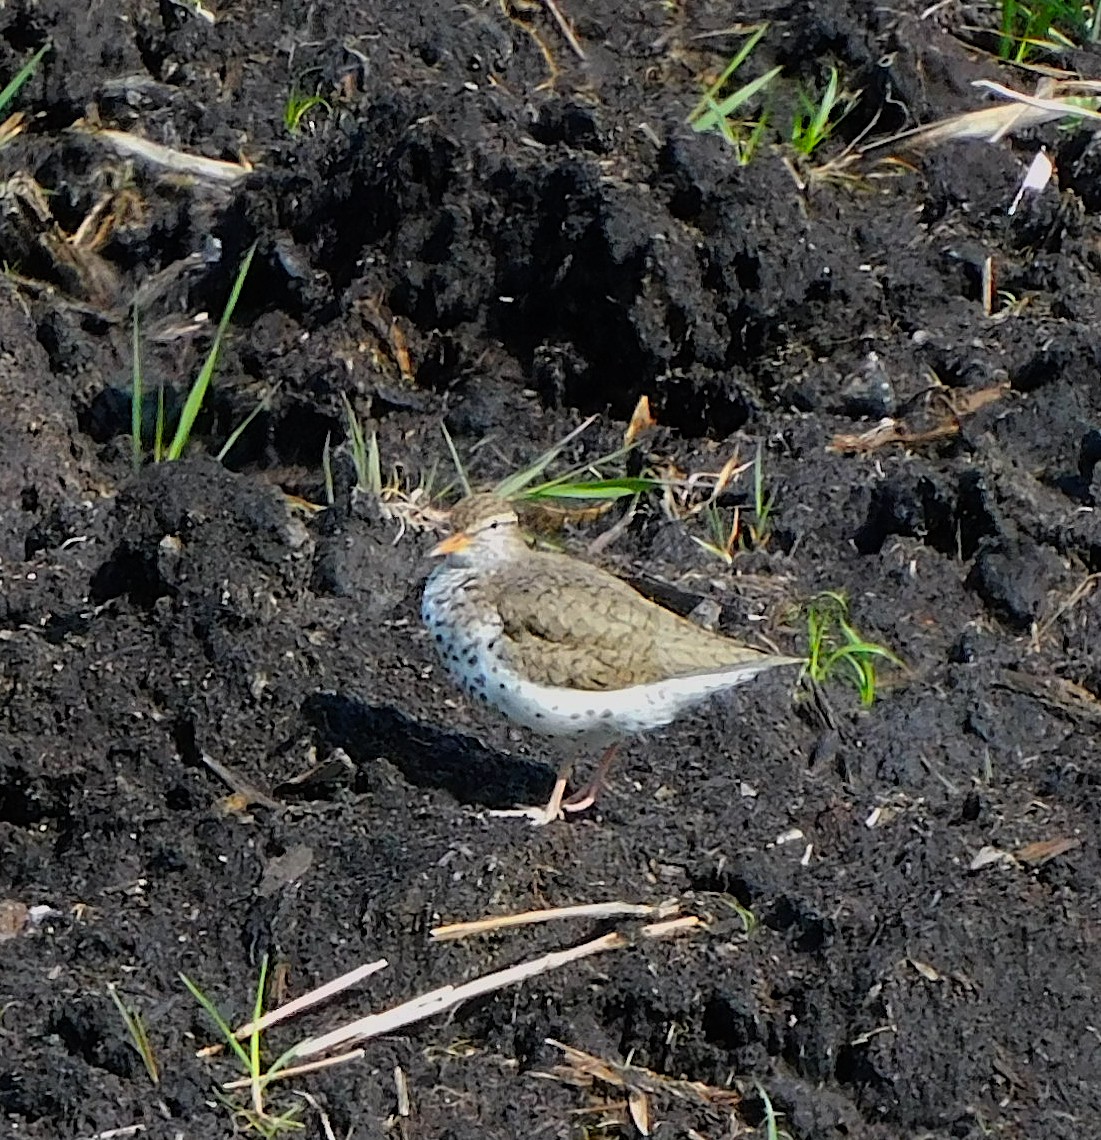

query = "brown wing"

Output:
[[493, 553, 769, 691]]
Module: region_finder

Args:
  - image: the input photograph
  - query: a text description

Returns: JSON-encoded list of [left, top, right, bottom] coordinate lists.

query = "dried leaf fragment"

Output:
[[1014, 836, 1080, 865], [628, 1087, 651, 1135], [625, 395, 656, 445], [909, 958, 943, 982]]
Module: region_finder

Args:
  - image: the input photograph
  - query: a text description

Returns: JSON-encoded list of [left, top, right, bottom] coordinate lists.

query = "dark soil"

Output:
[[2, 1, 1101, 1137]]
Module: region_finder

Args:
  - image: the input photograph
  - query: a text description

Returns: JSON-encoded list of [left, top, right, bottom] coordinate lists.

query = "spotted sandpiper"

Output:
[[421, 494, 803, 824]]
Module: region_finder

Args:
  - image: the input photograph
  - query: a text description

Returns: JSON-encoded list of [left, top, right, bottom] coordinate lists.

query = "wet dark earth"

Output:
[[2, 0, 1101, 1137]]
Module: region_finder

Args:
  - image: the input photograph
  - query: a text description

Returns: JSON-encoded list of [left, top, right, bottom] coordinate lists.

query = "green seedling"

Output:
[[998, 0, 1088, 60], [181, 956, 302, 1137], [107, 983, 159, 1085], [217, 381, 281, 463], [749, 443, 774, 547], [131, 243, 257, 466], [754, 1082, 793, 1140], [721, 895, 759, 936], [790, 66, 855, 156], [321, 431, 334, 505], [691, 445, 774, 561], [166, 242, 256, 460], [283, 89, 330, 136], [688, 24, 781, 164], [803, 591, 900, 706], [497, 426, 658, 504], [520, 473, 657, 502], [335, 402, 448, 528], [0, 42, 49, 124], [341, 394, 382, 497], [693, 500, 741, 564], [130, 306, 144, 473], [440, 421, 473, 498], [129, 310, 170, 465], [443, 417, 659, 514]]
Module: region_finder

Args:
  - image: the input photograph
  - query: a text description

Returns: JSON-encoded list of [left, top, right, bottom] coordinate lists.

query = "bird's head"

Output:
[[430, 494, 524, 565]]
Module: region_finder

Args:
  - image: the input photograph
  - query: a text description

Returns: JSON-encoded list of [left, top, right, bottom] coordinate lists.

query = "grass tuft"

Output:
[[341, 393, 382, 497], [749, 442, 775, 547], [802, 592, 901, 705], [998, 0, 1090, 60], [687, 24, 780, 164], [498, 424, 659, 507], [181, 956, 303, 1137], [693, 501, 741, 564], [0, 42, 49, 122], [689, 444, 774, 561], [687, 28, 868, 170], [283, 89, 330, 135], [166, 242, 257, 460], [754, 1082, 793, 1140], [439, 417, 660, 522], [790, 66, 856, 156], [107, 983, 159, 1085], [131, 242, 257, 467]]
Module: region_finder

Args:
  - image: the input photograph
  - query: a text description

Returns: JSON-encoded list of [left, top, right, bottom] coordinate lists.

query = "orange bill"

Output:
[[430, 532, 472, 556]]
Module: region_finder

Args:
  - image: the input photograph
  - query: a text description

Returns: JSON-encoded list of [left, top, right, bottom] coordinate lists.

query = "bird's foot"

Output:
[[486, 803, 564, 827], [485, 771, 570, 826]]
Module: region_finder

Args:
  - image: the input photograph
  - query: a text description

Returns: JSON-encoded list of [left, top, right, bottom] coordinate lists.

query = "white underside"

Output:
[[423, 565, 784, 744], [489, 659, 780, 742]]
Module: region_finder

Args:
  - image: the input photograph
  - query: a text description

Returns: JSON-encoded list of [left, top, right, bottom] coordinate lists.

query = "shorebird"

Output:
[[421, 494, 803, 824]]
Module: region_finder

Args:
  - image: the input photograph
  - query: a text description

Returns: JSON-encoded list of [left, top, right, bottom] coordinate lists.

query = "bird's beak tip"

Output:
[[430, 532, 471, 557]]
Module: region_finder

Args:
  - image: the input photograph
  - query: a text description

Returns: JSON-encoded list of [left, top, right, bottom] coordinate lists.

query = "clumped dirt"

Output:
[[2, 1, 1101, 1137]]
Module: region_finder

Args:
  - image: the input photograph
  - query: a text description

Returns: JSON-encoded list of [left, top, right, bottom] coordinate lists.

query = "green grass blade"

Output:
[[811, 67, 840, 140], [180, 973, 252, 1069], [842, 652, 876, 705], [366, 429, 382, 497], [687, 24, 768, 125], [754, 443, 765, 514], [154, 385, 166, 463], [340, 394, 383, 495], [692, 65, 781, 133], [493, 416, 598, 499], [107, 984, 159, 1085], [741, 111, 770, 164], [756, 1081, 782, 1140], [340, 394, 367, 485], [521, 476, 658, 500], [216, 382, 279, 463], [0, 43, 49, 116], [249, 956, 268, 1090], [131, 306, 143, 473], [166, 241, 256, 461], [837, 616, 904, 665], [321, 431, 334, 505], [715, 23, 768, 85], [440, 421, 472, 497]]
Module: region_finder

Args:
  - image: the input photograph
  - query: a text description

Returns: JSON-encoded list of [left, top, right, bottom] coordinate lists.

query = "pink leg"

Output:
[[562, 743, 621, 814]]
